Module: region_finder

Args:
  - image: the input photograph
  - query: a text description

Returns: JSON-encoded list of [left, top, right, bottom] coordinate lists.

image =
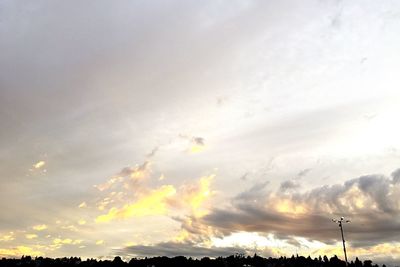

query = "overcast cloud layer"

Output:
[[1, 0, 400, 265]]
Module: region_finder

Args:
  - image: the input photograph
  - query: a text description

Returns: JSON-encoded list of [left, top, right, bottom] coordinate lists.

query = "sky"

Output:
[[1, 0, 400, 265]]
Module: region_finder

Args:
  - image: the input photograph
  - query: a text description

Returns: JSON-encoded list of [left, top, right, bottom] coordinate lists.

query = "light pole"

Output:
[[332, 217, 350, 266]]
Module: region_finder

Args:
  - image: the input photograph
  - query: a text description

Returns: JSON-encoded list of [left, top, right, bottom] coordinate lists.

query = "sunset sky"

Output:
[[1, 0, 400, 265]]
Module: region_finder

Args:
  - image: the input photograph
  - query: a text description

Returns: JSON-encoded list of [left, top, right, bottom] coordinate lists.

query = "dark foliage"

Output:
[[0, 254, 382, 267]]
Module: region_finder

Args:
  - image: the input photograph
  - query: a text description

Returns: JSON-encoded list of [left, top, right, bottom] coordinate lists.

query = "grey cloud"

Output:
[[392, 168, 400, 184], [279, 180, 300, 192], [118, 242, 247, 258], [202, 170, 400, 246], [240, 172, 249, 181], [234, 181, 269, 203], [297, 168, 312, 178], [118, 161, 150, 177], [146, 147, 159, 158], [1, 0, 400, 259], [193, 137, 205, 146]]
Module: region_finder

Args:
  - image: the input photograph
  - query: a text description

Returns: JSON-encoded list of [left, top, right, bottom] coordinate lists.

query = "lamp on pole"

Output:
[[332, 217, 350, 266]]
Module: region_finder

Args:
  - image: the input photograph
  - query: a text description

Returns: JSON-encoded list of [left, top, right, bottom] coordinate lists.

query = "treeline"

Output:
[[0, 254, 386, 267]]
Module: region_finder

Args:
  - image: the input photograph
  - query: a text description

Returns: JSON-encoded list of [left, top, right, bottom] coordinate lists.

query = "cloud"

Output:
[[202, 170, 400, 246], [94, 161, 151, 192], [119, 161, 151, 180], [146, 147, 159, 158], [33, 161, 45, 169], [297, 168, 311, 178], [179, 175, 214, 216], [119, 241, 247, 258], [240, 172, 249, 181], [78, 202, 87, 208], [279, 180, 300, 192], [1, 0, 399, 260], [313, 242, 400, 266], [25, 234, 38, 239], [95, 185, 176, 223], [0, 246, 42, 258], [53, 238, 82, 245], [94, 168, 215, 226], [60, 225, 78, 232], [234, 181, 269, 202], [190, 137, 206, 153], [179, 135, 206, 154], [94, 176, 124, 192], [32, 224, 47, 231], [392, 168, 400, 184], [0, 232, 15, 242], [96, 240, 105, 245]]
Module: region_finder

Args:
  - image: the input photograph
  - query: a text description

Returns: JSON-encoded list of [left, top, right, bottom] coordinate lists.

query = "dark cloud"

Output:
[[202, 170, 400, 247], [118, 242, 247, 258]]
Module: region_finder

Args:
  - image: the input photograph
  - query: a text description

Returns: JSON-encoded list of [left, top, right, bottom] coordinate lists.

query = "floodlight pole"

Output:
[[332, 217, 350, 266], [339, 220, 348, 265]]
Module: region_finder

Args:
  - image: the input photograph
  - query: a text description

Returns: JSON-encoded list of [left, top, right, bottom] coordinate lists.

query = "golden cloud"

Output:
[[0, 246, 42, 257], [274, 198, 307, 215], [96, 240, 105, 245], [0, 232, 15, 242], [96, 185, 176, 223], [314, 242, 400, 260], [95, 176, 124, 192], [25, 234, 38, 239], [33, 161, 45, 169], [53, 238, 82, 245], [33, 224, 48, 231], [181, 175, 215, 217], [189, 137, 206, 154]]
